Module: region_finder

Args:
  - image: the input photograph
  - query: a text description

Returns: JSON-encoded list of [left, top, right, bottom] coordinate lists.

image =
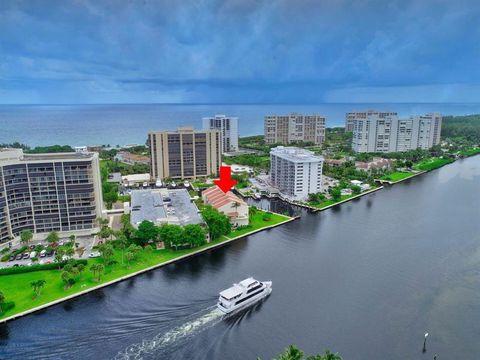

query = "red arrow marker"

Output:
[[214, 166, 237, 193]]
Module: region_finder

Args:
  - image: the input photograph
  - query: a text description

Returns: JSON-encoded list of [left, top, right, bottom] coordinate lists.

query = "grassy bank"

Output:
[[306, 187, 381, 210], [414, 157, 455, 171], [379, 171, 415, 182], [0, 209, 291, 320], [458, 148, 480, 157]]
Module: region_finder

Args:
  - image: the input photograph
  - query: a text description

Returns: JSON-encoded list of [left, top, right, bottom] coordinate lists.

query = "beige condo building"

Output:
[[264, 113, 326, 145], [149, 127, 222, 180]]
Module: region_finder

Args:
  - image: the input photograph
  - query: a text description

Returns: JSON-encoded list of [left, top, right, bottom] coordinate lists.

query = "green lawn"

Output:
[[308, 194, 353, 209], [0, 209, 291, 320], [307, 187, 379, 209], [225, 211, 290, 238], [458, 148, 480, 157], [379, 171, 415, 182], [414, 157, 454, 171]]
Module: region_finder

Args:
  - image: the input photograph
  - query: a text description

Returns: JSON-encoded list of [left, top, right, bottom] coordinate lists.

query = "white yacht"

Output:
[[217, 277, 272, 314]]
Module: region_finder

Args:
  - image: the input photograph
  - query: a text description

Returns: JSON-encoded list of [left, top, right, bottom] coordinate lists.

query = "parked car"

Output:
[[15, 254, 23, 260], [40, 249, 47, 257], [29, 251, 37, 258], [22, 253, 30, 259], [89, 251, 100, 258], [9, 255, 15, 261]]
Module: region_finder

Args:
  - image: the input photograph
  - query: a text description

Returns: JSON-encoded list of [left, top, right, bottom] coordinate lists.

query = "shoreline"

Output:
[[0, 214, 297, 323], [375, 170, 427, 185], [2, 154, 478, 323]]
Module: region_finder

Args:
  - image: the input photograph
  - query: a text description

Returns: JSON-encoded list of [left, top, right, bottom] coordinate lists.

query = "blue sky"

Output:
[[1, 0, 479, 104]]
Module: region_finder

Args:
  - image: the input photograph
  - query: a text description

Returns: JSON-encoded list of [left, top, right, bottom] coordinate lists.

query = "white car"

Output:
[[89, 251, 100, 258], [29, 251, 37, 258], [170, 182, 177, 188], [183, 181, 190, 188], [155, 180, 162, 188]]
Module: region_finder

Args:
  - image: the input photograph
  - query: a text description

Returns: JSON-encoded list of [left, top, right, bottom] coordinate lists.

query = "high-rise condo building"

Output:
[[149, 127, 222, 180], [202, 115, 239, 153], [0, 148, 103, 243], [264, 113, 326, 145], [270, 146, 323, 201], [351, 111, 442, 153]]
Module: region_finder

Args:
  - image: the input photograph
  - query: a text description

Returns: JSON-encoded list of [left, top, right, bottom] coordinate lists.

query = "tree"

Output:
[[54, 247, 66, 269], [329, 187, 342, 201], [61, 271, 75, 289], [98, 226, 112, 242], [351, 185, 361, 195], [183, 224, 206, 248], [135, 220, 158, 245], [46, 231, 59, 245], [116, 233, 129, 265], [30, 279, 46, 298], [125, 244, 141, 267], [270, 345, 342, 360], [201, 205, 232, 240], [97, 217, 109, 227], [275, 345, 304, 360], [98, 243, 115, 266], [90, 263, 105, 281], [64, 245, 75, 259], [158, 224, 184, 249], [69, 234, 76, 245], [20, 229, 33, 245]]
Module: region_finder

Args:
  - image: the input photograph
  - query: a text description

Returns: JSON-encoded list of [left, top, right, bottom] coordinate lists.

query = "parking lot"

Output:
[[0, 235, 100, 269]]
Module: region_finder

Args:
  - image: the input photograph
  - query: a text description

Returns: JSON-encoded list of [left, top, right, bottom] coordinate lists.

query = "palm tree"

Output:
[[90, 263, 105, 281], [20, 229, 33, 246], [30, 279, 46, 298], [69, 234, 76, 246], [276, 345, 304, 360], [97, 217, 109, 227]]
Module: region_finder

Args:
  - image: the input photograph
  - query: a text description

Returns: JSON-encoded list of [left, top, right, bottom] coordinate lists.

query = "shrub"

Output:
[[0, 301, 15, 316], [0, 259, 87, 276], [1, 254, 10, 262]]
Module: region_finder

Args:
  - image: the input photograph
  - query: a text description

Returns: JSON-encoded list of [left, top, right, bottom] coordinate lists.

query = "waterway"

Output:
[[0, 156, 480, 359]]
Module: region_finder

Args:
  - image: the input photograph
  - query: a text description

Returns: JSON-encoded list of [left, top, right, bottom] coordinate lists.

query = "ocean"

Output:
[[1, 103, 480, 147]]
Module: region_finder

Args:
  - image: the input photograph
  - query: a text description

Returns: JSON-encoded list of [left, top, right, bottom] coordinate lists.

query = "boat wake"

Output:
[[113, 306, 224, 360]]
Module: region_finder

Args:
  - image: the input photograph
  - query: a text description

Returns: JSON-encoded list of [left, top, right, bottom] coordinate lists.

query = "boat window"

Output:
[[246, 284, 263, 294], [234, 288, 264, 305]]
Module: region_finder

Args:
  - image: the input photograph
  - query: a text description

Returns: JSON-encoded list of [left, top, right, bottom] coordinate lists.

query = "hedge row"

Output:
[[0, 301, 15, 315], [0, 259, 88, 276]]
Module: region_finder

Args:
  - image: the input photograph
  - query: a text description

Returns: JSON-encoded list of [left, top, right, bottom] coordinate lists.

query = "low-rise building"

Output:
[[122, 173, 151, 187], [355, 158, 393, 171], [202, 186, 249, 227], [270, 146, 324, 201], [130, 188, 205, 228], [324, 158, 346, 167]]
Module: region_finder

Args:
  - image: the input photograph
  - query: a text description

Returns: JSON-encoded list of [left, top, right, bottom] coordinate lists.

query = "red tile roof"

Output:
[[202, 186, 246, 210]]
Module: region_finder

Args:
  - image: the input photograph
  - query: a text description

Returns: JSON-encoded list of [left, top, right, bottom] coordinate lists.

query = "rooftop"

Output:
[[270, 146, 323, 163], [130, 188, 204, 227], [0, 148, 97, 163], [202, 186, 246, 209]]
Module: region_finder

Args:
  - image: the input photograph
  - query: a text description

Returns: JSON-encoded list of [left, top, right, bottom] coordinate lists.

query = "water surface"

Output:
[[0, 156, 480, 359]]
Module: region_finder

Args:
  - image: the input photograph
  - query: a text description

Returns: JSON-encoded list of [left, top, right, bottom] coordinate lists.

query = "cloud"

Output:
[[0, 0, 479, 103]]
